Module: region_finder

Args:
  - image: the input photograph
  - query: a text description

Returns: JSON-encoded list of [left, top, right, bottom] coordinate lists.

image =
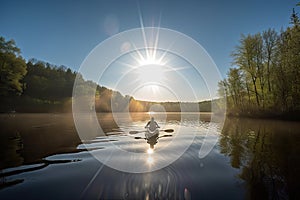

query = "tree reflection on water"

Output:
[[219, 118, 300, 199]]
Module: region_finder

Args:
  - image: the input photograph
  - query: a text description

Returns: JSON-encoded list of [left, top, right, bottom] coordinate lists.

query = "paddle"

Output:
[[163, 129, 174, 133], [134, 136, 146, 140], [134, 134, 173, 140], [129, 129, 174, 135], [159, 134, 172, 138]]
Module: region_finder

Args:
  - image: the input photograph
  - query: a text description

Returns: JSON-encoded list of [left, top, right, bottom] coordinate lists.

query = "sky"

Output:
[[1, 0, 299, 101]]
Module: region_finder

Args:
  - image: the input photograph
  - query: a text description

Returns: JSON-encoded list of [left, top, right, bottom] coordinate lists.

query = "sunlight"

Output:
[[99, 26, 213, 103], [137, 56, 163, 66], [147, 149, 154, 165], [147, 156, 154, 164], [147, 148, 153, 154], [136, 64, 165, 83], [150, 84, 159, 93], [132, 83, 176, 102], [148, 111, 155, 115], [130, 26, 168, 85]]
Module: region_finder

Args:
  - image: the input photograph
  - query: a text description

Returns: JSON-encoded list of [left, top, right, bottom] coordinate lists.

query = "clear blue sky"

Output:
[[1, 0, 298, 76], [1, 0, 299, 101]]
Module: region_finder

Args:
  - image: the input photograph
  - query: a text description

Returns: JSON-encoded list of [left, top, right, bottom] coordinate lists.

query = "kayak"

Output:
[[145, 128, 159, 140]]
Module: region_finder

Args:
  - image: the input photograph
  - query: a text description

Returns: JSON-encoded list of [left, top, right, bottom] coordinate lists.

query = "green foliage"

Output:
[[290, 8, 300, 26], [23, 60, 76, 100], [220, 11, 300, 116], [0, 37, 21, 55], [0, 37, 27, 96]]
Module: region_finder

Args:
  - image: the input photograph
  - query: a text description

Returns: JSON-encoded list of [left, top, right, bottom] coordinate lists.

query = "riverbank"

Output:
[[225, 109, 300, 121]]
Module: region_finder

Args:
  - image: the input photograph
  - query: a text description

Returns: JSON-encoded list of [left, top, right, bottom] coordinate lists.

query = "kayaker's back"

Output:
[[149, 121, 157, 132]]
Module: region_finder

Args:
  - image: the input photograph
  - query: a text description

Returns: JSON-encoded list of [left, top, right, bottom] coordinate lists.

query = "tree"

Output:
[[221, 8, 300, 115], [227, 68, 244, 108], [276, 10, 300, 110], [262, 29, 278, 93], [0, 37, 27, 96], [24, 60, 76, 100], [290, 8, 300, 26], [232, 34, 262, 107]]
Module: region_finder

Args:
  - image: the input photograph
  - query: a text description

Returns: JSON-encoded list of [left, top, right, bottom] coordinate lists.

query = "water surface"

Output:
[[0, 113, 299, 199]]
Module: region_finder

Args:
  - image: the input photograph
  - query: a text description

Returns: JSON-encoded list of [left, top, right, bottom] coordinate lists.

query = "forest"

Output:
[[0, 37, 211, 113], [218, 9, 300, 119]]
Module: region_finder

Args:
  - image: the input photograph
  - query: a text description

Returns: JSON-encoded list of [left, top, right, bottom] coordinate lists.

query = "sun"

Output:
[[130, 45, 168, 84], [137, 53, 160, 66], [136, 64, 165, 83], [114, 28, 179, 101]]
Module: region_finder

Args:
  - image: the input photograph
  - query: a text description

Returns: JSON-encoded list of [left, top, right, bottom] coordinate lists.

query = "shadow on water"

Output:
[[220, 117, 300, 199], [0, 113, 119, 189], [0, 114, 81, 170], [0, 113, 120, 169], [0, 159, 81, 189]]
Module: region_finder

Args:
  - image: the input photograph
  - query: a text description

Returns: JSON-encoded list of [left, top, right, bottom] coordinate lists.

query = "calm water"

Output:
[[0, 113, 299, 199]]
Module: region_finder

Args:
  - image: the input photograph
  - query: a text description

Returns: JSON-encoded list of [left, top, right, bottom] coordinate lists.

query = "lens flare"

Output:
[[73, 27, 226, 173]]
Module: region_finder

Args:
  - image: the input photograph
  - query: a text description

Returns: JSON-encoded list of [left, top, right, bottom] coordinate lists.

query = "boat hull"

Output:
[[145, 128, 159, 139]]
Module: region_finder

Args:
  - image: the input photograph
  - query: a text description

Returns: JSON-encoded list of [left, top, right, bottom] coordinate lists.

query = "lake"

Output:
[[0, 113, 299, 199]]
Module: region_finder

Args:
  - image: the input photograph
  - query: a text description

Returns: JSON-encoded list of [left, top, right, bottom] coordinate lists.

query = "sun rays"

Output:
[[95, 3, 202, 103], [121, 26, 170, 97]]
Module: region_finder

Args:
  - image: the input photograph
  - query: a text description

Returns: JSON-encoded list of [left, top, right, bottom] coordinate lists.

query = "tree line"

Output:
[[0, 37, 212, 113], [0, 40, 77, 112], [218, 8, 300, 119]]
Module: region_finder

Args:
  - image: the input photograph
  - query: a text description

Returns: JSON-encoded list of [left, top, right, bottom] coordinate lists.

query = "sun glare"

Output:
[[147, 148, 154, 154], [148, 111, 155, 115], [147, 156, 154, 164], [115, 27, 184, 102], [136, 64, 165, 83], [138, 56, 163, 66]]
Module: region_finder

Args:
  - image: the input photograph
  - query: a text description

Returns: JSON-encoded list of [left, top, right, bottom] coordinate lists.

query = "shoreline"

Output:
[[225, 110, 300, 121], [1, 111, 299, 121]]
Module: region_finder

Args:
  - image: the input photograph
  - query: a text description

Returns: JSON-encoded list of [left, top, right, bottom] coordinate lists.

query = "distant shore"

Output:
[[1, 110, 299, 121]]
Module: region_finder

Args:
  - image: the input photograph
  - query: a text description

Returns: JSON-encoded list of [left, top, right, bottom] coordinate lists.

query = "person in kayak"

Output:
[[145, 117, 160, 132]]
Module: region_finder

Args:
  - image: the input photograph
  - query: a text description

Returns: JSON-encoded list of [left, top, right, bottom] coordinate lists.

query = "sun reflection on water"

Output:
[[147, 156, 154, 164], [147, 148, 153, 154], [147, 111, 155, 116], [147, 147, 154, 164]]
